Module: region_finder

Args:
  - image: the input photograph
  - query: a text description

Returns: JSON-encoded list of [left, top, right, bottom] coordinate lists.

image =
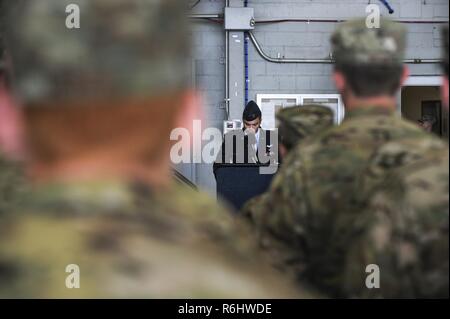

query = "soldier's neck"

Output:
[[21, 95, 181, 189], [344, 95, 397, 112]]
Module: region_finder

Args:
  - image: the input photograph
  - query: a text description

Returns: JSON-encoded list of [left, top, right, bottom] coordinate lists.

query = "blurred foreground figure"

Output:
[[442, 25, 449, 109], [0, 0, 309, 298], [244, 18, 449, 298], [0, 27, 27, 213]]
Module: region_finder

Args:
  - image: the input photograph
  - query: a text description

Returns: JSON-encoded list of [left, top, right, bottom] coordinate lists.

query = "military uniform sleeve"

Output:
[[242, 147, 311, 249]]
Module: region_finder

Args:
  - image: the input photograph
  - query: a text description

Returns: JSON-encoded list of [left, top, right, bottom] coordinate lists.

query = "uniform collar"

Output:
[[22, 179, 158, 214], [344, 105, 397, 120]]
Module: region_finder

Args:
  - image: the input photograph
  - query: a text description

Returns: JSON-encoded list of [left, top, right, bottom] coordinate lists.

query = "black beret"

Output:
[[243, 100, 262, 121]]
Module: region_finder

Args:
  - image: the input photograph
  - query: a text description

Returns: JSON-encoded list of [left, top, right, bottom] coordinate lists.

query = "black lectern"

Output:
[[214, 163, 278, 211]]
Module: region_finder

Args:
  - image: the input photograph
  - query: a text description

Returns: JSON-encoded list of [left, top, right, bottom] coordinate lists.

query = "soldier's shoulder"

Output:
[[0, 154, 28, 213], [155, 184, 239, 229], [368, 115, 449, 169], [241, 192, 271, 222], [291, 110, 446, 153], [163, 183, 233, 214], [0, 183, 312, 298]]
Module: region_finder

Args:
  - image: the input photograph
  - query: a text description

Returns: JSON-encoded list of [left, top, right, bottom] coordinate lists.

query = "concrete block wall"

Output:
[[189, 0, 448, 195]]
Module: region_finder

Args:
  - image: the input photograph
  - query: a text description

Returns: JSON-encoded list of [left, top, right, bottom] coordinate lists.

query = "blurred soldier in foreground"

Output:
[[0, 0, 310, 298], [442, 25, 449, 109], [243, 18, 449, 298], [0, 28, 26, 213]]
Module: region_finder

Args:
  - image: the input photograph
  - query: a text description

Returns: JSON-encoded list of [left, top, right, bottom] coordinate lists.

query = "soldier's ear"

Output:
[[0, 85, 25, 161], [174, 89, 204, 135], [442, 76, 449, 109], [174, 90, 205, 147], [399, 66, 410, 88], [279, 144, 288, 159], [332, 71, 346, 93]]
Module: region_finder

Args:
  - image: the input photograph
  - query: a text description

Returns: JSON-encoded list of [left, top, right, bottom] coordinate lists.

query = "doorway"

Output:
[[399, 76, 448, 139]]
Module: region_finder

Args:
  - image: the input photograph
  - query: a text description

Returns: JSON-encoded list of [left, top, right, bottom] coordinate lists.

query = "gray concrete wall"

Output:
[[188, 0, 448, 195]]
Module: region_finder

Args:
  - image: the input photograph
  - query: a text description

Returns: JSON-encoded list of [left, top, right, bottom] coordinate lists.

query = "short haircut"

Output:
[[335, 63, 403, 98]]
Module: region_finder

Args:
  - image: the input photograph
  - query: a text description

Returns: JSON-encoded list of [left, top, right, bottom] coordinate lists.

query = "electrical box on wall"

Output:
[[223, 119, 243, 136], [224, 7, 255, 31]]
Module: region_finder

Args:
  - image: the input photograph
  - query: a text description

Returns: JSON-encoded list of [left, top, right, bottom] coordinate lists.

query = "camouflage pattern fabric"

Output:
[[331, 17, 406, 66], [1, 27, 26, 215], [0, 0, 315, 299], [4, 0, 191, 104], [242, 105, 334, 233], [0, 180, 315, 298], [0, 153, 27, 214], [242, 106, 449, 298], [276, 105, 334, 151], [243, 16, 449, 299]]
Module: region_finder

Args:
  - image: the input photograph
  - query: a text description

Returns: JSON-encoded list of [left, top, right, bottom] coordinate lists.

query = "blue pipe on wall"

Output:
[[379, 0, 394, 14]]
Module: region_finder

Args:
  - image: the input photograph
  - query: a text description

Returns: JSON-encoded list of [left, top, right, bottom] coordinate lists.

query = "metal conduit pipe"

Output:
[[248, 31, 442, 64], [403, 58, 442, 64], [254, 18, 448, 24], [189, 14, 222, 19], [190, 17, 448, 24], [248, 31, 333, 64]]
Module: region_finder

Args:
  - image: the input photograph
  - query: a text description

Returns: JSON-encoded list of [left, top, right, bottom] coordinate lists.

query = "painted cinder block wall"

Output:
[[188, 0, 448, 195]]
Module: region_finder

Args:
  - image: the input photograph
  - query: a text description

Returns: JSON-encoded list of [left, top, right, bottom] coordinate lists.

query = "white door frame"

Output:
[[397, 75, 443, 114]]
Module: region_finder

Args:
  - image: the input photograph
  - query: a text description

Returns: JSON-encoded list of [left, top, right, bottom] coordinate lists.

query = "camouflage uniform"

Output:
[[276, 104, 334, 151], [1, 23, 27, 214], [0, 154, 27, 214], [0, 181, 313, 298], [243, 19, 449, 298], [242, 104, 334, 237], [0, 0, 312, 298]]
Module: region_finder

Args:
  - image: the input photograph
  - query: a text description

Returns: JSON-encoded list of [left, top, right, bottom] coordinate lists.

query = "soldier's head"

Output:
[[4, 0, 197, 183], [331, 18, 408, 108], [276, 105, 334, 158], [418, 115, 437, 133], [441, 25, 449, 109], [243, 100, 262, 135]]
